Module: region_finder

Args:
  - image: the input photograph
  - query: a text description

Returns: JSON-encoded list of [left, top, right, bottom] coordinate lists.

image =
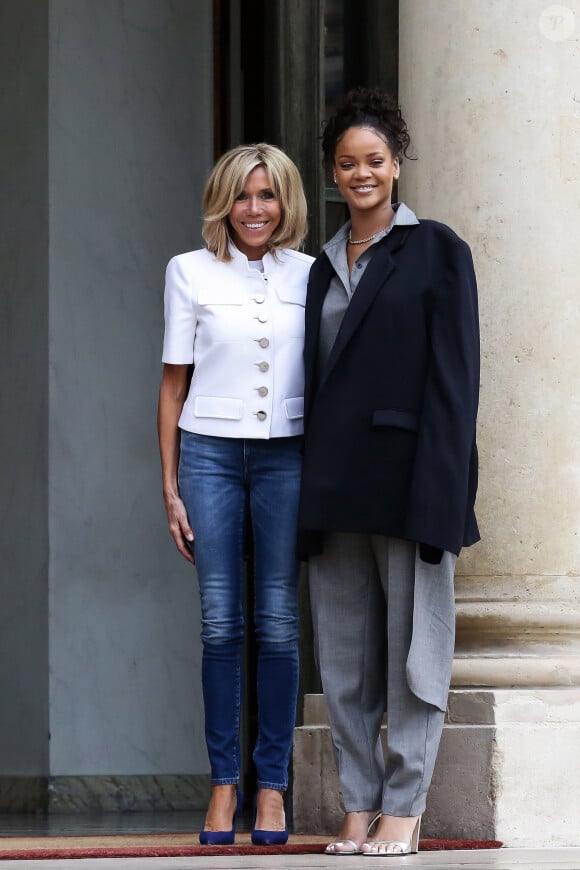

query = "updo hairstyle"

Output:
[[322, 87, 414, 168]]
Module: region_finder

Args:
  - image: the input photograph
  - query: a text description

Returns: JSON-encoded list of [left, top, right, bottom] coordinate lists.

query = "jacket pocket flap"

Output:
[[372, 409, 419, 431], [274, 285, 306, 306], [284, 396, 304, 420], [194, 396, 243, 420]]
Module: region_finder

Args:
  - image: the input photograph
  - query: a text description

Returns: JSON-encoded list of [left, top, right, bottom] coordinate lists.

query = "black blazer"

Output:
[[297, 218, 480, 559]]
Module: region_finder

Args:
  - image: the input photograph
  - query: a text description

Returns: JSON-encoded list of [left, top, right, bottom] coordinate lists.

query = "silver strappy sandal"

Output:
[[361, 816, 421, 857]]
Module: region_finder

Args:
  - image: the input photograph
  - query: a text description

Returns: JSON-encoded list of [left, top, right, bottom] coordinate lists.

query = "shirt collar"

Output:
[[323, 202, 419, 255]]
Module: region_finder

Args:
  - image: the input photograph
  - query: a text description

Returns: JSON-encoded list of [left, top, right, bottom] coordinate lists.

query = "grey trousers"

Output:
[[309, 534, 456, 817]]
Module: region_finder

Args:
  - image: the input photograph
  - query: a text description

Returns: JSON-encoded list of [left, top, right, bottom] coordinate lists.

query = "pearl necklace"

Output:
[[347, 226, 388, 245]]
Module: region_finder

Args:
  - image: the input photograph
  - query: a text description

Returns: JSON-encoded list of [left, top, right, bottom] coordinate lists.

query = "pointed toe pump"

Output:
[[251, 791, 289, 846], [251, 825, 289, 846]]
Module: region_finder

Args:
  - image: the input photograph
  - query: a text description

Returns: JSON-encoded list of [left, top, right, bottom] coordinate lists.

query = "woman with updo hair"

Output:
[[297, 88, 480, 856], [158, 143, 313, 846]]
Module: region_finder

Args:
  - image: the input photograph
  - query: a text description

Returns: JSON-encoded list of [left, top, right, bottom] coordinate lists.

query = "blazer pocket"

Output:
[[372, 409, 420, 432], [274, 285, 306, 306], [284, 396, 304, 420], [194, 396, 243, 420]]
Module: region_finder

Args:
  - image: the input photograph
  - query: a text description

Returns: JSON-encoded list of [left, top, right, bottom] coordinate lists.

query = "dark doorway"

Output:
[[210, 0, 399, 811], [213, 0, 279, 156]]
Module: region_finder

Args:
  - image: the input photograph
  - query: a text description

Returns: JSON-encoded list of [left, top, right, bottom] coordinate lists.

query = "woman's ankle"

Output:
[[370, 813, 420, 841], [204, 785, 238, 830], [255, 788, 285, 831]]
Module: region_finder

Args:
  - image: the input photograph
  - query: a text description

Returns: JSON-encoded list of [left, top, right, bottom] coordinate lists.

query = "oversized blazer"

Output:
[[297, 218, 480, 559]]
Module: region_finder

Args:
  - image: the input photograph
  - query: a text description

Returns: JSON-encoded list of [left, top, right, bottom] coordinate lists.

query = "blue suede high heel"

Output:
[[199, 788, 243, 846], [251, 791, 289, 846]]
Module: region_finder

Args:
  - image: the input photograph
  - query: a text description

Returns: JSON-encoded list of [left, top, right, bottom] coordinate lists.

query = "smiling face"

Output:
[[227, 165, 282, 260], [334, 126, 400, 217]]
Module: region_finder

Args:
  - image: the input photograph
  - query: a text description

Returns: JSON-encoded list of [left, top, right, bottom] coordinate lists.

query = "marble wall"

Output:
[[48, 0, 213, 779], [0, 0, 213, 798]]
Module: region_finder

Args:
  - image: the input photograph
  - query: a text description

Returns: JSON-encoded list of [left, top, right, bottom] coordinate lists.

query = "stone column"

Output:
[[397, 0, 580, 846], [293, 0, 580, 846], [0, 0, 214, 811]]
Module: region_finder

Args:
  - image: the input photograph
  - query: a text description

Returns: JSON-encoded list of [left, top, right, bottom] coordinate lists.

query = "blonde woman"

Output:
[[158, 144, 313, 846]]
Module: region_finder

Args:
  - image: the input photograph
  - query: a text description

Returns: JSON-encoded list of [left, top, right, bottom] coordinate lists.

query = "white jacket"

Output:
[[162, 243, 314, 438]]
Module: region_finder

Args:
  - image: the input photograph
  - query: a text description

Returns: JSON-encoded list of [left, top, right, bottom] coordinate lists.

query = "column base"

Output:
[[0, 774, 210, 813], [293, 689, 580, 846]]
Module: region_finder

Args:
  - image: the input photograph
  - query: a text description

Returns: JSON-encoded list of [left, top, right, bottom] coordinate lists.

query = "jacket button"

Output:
[[257, 386, 268, 397], [256, 411, 267, 421], [253, 293, 265, 303], [258, 361, 269, 372], [258, 337, 270, 348], [256, 314, 268, 323]]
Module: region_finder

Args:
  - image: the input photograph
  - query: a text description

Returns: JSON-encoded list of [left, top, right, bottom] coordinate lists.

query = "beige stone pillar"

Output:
[[397, 0, 580, 845]]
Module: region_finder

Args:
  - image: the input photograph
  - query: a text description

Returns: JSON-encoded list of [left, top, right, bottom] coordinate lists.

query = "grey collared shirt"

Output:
[[317, 202, 419, 378]]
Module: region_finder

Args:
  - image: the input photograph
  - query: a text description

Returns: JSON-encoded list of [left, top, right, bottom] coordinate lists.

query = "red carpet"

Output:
[[0, 832, 503, 859]]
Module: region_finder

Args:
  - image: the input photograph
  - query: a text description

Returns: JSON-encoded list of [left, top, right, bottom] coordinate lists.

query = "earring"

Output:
[[333, 174, 337, 184]]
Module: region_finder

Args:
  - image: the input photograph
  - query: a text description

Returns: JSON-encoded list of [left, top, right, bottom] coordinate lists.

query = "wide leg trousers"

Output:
[[309, 534, 456, 817]]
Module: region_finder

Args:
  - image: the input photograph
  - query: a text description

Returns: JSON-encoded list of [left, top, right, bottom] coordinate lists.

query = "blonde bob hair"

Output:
[[202, 143, 308, 262]]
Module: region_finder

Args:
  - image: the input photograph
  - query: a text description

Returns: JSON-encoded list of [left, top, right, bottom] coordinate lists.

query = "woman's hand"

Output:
[[157, 363, 195, 564], [164, 492, 195, 564]]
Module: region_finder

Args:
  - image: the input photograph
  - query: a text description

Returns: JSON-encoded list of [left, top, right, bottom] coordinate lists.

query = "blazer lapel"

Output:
[[304, 255, 334, 417], [322, 225, 413, 383]]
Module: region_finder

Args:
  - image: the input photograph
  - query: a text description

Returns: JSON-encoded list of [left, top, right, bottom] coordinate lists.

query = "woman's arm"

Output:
[[157, 363, 195, 563]]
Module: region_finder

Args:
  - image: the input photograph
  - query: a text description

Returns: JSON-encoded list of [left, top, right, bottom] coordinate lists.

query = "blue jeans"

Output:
[[178, 432, 302, 791]]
